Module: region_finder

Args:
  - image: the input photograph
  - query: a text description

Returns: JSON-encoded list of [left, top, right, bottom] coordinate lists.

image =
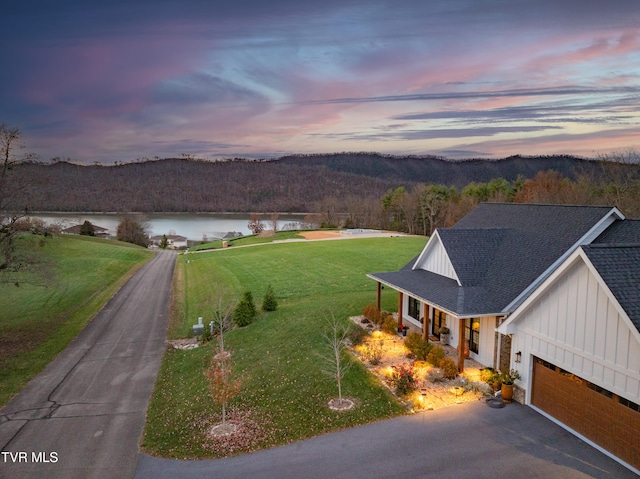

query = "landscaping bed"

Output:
[[349, 316, 493, 410]]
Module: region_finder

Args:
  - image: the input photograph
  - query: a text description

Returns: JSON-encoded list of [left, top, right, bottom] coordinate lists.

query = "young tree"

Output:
[[204, 287, 240, 434], [204, 349, 242, 432], [262, 284, 278, 312], [207, 287, 237, 352], [233, 290, 257, 327], [160, 234, 169, 249], [319, 313, 353, 408], [116, 216, 149, 247], [269, 212, 279, 232]]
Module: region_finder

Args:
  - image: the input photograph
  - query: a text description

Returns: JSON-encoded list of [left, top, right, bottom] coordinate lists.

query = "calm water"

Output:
[[33, 213, 306, 241]]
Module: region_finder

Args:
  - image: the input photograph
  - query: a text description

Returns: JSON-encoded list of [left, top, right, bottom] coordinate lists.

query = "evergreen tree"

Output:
[[262, 284, 278, 311], [80, 220, 95, 236], [233, 291, 257, 327]]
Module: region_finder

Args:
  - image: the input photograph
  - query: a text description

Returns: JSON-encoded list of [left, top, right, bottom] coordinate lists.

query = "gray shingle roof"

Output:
[[370, 203, 617, 317], [583, 245, 640, 331], [594, 219, 640, 245]]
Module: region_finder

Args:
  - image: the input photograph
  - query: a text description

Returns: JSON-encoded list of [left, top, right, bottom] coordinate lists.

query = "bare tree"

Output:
[[207, 288, 237, 353], [0, 124, 36, 272], [247, 213, 264, 234], [269, 212, 279, 232], [319, 313, 353, 408]]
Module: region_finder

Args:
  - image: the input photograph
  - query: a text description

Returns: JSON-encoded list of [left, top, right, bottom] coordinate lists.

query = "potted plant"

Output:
[[500, 369, 521, 403], [438, 326, 450, 345], [401, 325, 409, 336]]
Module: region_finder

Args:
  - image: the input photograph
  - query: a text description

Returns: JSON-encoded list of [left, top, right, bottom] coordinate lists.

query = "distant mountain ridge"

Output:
[[276, 153, 593, 187], [15, 153, 598, 213]]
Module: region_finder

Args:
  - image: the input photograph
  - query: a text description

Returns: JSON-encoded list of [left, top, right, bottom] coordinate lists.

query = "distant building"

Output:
[[61, 223, 110, 238], [223, 231, 243, 239], [149, 234, 188, 249]]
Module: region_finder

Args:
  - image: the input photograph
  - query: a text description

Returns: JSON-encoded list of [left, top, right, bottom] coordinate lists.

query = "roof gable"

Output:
[[499, 246, 640, 343], [369, 203, 622, 317], [582, 245, 640, 332], [412, 231, 459, 283]]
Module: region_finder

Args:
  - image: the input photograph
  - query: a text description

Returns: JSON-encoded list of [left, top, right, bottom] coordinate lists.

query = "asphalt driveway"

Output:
[[0, 250, 176, 479], [135, 400, 637, 479]]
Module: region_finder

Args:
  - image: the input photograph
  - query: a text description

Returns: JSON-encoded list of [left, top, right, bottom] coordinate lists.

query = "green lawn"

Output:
[[142, 236, 427, 459], [0, 234, 152, 406]]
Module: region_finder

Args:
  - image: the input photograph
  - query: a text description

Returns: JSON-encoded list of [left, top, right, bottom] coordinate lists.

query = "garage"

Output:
[[531, 356, 640, 470]]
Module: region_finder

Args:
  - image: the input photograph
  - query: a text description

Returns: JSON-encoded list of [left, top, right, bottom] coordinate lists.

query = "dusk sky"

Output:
[[2, 0, 640, 163]]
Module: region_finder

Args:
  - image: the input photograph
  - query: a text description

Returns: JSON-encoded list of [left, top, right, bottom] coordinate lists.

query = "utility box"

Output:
[[192, 317, 204, 336]]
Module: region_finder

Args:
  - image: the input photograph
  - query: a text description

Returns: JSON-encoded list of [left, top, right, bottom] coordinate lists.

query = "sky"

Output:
[[2, 0, 640, 163]]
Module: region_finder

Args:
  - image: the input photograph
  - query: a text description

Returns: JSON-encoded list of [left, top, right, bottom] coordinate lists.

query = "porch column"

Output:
[[376, 282, 381, 312], [458, 317, 465, 373], [422, 303, 430, 341], [397, 291, 404, 330]]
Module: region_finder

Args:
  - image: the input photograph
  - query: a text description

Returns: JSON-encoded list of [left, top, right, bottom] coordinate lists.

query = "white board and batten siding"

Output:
[[413, 233, 459, 282], [509, 256, 640, 405]]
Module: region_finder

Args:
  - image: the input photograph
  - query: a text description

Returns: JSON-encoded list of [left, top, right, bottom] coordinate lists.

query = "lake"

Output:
[[32, 213, 307, 241]]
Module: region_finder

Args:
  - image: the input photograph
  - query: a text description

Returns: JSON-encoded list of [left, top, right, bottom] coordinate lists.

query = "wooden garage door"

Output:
[[531, 357, 640, 470]]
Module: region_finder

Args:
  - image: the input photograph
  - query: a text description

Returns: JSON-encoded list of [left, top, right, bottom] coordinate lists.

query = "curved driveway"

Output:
[[0, 250, 176, 479]]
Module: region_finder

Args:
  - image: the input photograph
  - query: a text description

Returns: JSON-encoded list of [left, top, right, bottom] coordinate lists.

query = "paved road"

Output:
[[0, 250, 176, 479], [135, 401, 637, 479]]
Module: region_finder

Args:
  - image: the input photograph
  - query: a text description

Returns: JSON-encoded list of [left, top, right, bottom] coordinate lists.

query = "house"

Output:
[[61, 223, 110, 238], [497, 219, 640, 472], [368, 203, 640, 472], [149, 234, 188, 249]]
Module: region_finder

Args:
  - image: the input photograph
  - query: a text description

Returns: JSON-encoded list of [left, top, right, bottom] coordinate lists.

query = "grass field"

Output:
[[142, 235, 427, 459], [0, 234, 152, 406]]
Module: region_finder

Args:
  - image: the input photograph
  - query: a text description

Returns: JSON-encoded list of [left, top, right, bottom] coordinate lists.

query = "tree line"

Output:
[[316, 163, 640, 235]]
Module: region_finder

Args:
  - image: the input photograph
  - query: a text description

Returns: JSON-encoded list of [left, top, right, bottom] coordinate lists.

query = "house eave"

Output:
[[366, 273, 502, 319]]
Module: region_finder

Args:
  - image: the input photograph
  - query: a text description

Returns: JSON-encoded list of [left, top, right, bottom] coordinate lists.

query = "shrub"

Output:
[[362, 304, 380, 324], [200, 323, 213, 344], [404, 333, 432, 361], [378, 312, 393, 327], [426, 368, 444, 383], [381, 315, 398, 335], [233, 291, 257, 327], [389, 364, 417, 396], [440, 357, 458, 379], [426, 346, 445, 366], [361, 341, 383, 365], [348, 326, 368, 346], [480, 367, 498, 384], [262, 284, 278, 311]]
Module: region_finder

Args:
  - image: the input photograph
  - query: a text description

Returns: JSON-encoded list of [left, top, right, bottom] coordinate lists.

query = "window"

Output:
[[464, 318, 480, 354], [619, 397, 640, 413], [408, 297, 420, 320], [536, 357, 555, 371], [586, 381, 613, 399]]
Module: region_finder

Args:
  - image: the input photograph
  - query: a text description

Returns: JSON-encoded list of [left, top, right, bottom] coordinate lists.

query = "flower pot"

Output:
[[440, 333, 449, 345], [501, 383, 514, 403], [402, 329, 407, 336]]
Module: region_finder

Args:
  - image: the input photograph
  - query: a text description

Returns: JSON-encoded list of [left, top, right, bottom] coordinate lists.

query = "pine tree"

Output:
[[233, 291, 257, 327], [262, 284, 278, 311]]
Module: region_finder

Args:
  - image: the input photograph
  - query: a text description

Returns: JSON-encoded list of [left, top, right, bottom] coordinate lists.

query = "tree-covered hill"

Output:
[[14, 153, 606, 213]]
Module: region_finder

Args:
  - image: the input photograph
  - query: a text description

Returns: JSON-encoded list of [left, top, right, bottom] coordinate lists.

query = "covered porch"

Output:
[[371, 278, 508, 374]]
